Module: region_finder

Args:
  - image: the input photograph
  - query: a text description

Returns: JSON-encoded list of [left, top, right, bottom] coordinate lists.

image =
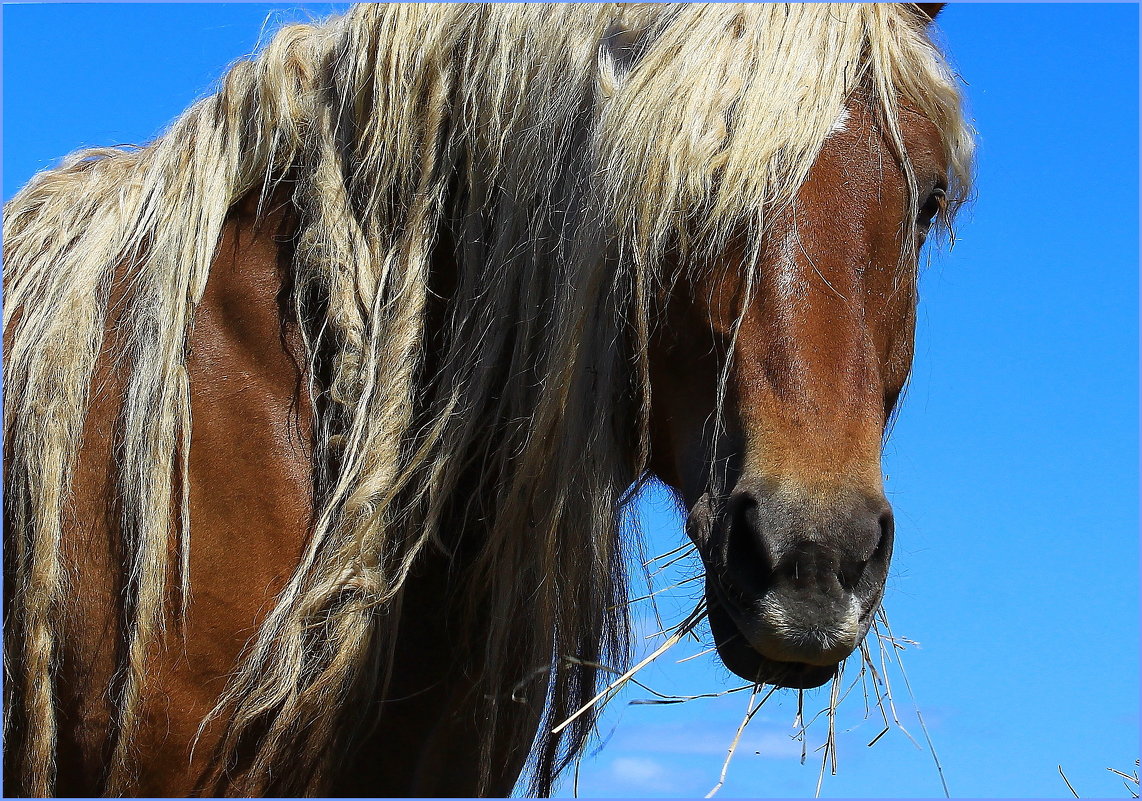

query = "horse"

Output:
[[2, 3, 972, 797]]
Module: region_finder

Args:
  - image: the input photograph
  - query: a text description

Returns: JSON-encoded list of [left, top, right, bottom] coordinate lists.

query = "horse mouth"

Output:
[[705, 581, 838, 690]]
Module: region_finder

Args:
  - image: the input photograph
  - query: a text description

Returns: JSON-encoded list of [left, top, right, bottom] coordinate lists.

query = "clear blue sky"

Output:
[[3, 4, 1137, 799]]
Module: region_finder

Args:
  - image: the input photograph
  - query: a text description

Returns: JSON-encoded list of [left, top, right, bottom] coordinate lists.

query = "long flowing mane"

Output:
[[3, 4, 972, 796]]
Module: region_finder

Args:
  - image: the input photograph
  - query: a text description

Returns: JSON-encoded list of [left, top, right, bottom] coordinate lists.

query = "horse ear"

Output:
[[912, 3, 945, 22]]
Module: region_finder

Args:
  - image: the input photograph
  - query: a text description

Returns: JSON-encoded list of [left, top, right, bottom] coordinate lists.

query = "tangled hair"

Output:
[[2, 4, 972, 796]]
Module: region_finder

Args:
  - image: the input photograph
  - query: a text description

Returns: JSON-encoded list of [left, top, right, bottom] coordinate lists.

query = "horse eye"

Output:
[[916, 187, 947, 234]]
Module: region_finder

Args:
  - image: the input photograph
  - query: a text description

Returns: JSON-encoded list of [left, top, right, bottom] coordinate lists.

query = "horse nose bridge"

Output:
[[731, 364, 888, 496], [729, 283, 887, 491]]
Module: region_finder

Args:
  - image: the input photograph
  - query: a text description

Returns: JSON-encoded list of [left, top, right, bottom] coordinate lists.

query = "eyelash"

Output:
[[916, 186, 947, 235]]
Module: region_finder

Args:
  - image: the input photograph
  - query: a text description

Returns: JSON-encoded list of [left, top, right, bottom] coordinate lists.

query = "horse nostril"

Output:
[[729, 492, 757, 534], [879, 509, 894, 539], [725, 491, 767, 564], [835, 563, 863, 593], [839, 505, 892, 591], [873, 508, 895, 562], [720, 491, 783, 599]]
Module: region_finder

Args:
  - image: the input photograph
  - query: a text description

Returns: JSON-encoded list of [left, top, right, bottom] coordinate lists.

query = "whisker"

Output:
[[795, 689, 807, 766], [644, 606, 707, 640], [705, 682, 779, 798], [1109, 762, 1141, 800], [814, 662, 843, 797], [676, 644, 722, 664], [642, 542, 695, 567], [560, 655, 751, 709], [859, 640, 893, 733], [871, 618, 921, 750], [552, 602, 706, 736], [877, 610, 949, 798], [858, 651, 872, 720], [866, 726, 890, 748], [648, 547, 701, 578], [629, 682, 754, 705], [1058, 765, 1080, 798], [613, 574, 703, 610]]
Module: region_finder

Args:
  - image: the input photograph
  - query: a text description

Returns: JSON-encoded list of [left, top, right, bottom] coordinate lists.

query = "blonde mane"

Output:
[[2, 4, 971, 796]]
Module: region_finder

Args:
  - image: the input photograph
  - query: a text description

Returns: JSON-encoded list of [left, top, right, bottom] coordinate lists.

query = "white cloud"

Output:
[[609, 756, 672, 791], [747, 730, 806, 759], [607, 719, 818, 761]]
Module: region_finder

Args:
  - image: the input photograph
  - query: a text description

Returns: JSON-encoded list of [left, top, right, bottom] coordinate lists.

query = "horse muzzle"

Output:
[[689, 483, 894, 688]]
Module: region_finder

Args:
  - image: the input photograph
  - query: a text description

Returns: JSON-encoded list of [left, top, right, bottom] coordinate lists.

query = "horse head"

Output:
[[648, 99, 952, 688]]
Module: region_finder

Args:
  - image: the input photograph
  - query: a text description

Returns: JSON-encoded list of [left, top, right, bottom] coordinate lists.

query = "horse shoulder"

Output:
[[53, 194, 315, 795]]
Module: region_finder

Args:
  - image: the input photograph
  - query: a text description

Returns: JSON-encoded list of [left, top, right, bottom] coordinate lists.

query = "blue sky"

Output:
[[3, 4, 1138, 799]]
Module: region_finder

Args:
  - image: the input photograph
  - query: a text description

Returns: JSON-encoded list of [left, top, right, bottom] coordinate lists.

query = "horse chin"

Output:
[[706, 590, 838, 690]]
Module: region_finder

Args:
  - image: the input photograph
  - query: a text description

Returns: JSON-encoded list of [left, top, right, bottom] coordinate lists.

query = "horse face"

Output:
[[648, 102, 950, 688]]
